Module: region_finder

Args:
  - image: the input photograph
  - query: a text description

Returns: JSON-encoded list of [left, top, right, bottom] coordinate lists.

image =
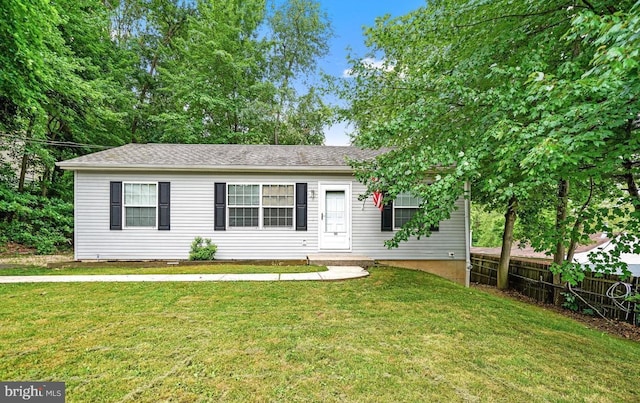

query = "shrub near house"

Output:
[[189, 237, 217, 261]]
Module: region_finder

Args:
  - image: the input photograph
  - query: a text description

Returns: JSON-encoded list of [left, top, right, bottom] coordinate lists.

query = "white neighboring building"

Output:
[[0, 138, 40, 183], [572, 233, 640, 277]]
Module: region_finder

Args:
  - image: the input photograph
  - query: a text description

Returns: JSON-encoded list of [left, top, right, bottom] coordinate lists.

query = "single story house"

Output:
[[57, 144, 471, 285]]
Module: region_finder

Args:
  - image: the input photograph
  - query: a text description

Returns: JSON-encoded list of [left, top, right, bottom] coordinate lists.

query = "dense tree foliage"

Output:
[[342, 0, 640, 288], [0, 0, 333, 253], [0, 181, 73, 254]]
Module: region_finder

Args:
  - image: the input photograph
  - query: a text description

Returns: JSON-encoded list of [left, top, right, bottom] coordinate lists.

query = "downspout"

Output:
[[464, 181, 472, 287], [73, 170, 78, 261]]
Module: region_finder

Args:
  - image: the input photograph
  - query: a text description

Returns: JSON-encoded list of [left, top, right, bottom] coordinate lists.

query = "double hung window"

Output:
[[228, 184, 294, 228], [124, 183, 157, 227], [262, 185, 294, 228], [228, 184, 259, 227], [394, 192, 420, 229]]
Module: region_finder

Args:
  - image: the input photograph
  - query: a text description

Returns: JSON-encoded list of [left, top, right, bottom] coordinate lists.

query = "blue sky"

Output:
[[314, 0, 426, 145]]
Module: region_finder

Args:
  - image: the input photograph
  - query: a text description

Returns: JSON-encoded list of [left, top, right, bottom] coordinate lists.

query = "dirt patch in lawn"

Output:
[[473, 283, 640, 342], [0, 254, 73, 268], [0, 243, 73, 268]]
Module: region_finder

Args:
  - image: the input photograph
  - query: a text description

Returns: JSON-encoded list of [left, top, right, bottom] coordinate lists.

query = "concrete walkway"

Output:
[[0, 266, 369, 284]]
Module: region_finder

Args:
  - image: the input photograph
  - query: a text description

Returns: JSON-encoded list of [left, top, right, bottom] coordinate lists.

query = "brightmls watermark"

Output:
[[0, 382, 64, 402]]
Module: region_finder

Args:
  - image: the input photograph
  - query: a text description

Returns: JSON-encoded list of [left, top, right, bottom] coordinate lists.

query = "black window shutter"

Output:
[[110, 181, 122, 230], [295, 183, 307, 231], [158, 182, 170, 230], [381, 200, 393, 231], [214, 182, 226, 230]]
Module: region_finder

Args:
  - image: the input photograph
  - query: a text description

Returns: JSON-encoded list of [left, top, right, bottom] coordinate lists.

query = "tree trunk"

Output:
[[274, 108, 281, 145], [40, 165, 50, 197], [497, 196, 518, 290], [17, 151, 29, 192], [566, 177, 594, 263], [553, 178, 569, 305], [622, 158, 640, 211], [17, 116, 36, 192], [621, 119, 639, 210], [273, 59, 294, 145], [49, 165, 61, 197]]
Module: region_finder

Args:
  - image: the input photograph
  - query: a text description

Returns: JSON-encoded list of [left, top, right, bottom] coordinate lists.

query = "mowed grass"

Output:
[[0, 264, 323, 276], [1, 267, 639, 402]]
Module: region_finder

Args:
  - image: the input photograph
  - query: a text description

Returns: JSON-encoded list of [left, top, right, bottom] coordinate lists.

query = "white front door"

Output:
[[318, 183, 351, 250]]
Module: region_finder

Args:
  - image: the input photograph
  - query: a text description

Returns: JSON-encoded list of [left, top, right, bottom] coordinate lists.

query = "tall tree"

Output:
[[265, 0, 333, 144], [0, 0, 62, 192], [341, 0, 639, 289], [0, 0, 132, 252], [1, 0, 133, 197], [128, 0, 334, 145], [153, 0, 271, 144], [0, 0, 59, 126], [112, 0, 196, 144]]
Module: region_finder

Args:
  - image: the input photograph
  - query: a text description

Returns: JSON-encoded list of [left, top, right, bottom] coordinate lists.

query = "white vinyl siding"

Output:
[[75, 172, 318, 260], [350, 181, 466, 260], [73, 171, 466, 261]]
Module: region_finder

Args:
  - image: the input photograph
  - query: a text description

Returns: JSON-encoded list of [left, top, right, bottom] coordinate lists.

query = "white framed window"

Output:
[[393, 191, 439, 231], [394, 192, 420, 229], [227, 183, 294, 229], [124, 183, 157, 227], [228, 184, 259, 227], [262, 184, 294, 228]]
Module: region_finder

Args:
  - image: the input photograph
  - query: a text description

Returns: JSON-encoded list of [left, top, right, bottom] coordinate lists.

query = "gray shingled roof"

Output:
[[56, 144, 385, 172]]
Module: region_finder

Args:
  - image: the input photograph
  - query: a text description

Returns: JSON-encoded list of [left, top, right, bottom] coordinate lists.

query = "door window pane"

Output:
[[325, 191, 346, 232]]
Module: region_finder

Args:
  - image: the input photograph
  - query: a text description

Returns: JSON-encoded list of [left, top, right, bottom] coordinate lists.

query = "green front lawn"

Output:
[[1, 267, 638, 402], [0, 264, 324, 276]]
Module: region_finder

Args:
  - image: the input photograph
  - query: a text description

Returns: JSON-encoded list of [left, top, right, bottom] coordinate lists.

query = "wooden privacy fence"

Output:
[[470, 253, 640, 323]]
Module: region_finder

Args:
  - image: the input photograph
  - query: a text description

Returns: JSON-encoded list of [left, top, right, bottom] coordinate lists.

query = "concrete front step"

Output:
[[307, 253, 375, 268]]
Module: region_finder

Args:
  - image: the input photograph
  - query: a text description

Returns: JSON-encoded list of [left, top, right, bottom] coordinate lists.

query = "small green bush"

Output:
[[189, 236, 217, 261], [561, 292, 579, 311]]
